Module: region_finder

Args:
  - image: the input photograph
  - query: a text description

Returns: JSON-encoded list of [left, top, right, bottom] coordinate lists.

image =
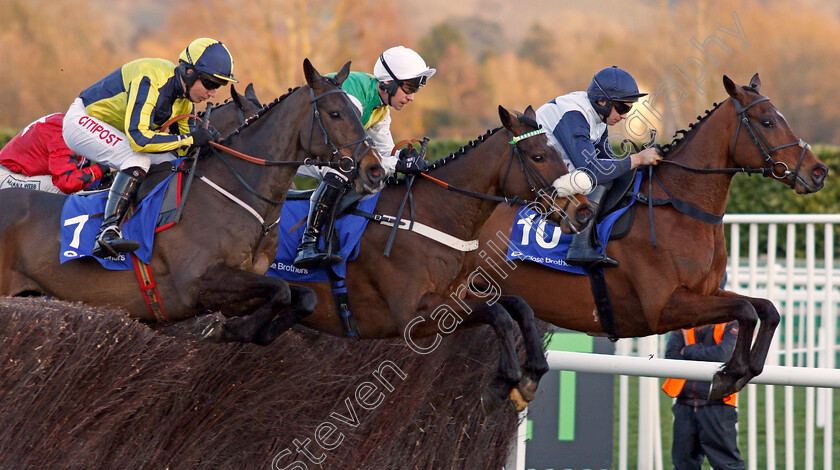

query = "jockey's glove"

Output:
[[191, 126, 215, 147], [395, 147, 428, 174]]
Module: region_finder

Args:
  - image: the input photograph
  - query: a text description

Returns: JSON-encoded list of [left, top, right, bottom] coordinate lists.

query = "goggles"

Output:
[[612, 100, 633, 115], [199, 73, 225, 90], [399, 75, 427, 95]]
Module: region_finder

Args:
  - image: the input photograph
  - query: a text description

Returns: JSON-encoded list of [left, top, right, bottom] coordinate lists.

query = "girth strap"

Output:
[[329, 271, 360, 339], [348, 209, 479, 252]]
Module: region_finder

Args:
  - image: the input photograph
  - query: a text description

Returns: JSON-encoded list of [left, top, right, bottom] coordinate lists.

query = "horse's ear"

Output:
[[524, 105, 536, 122], [245, 83, 260, 105], [749, 73, 761, 93], [230, 84, 245, 108], [722, 75, 740, 100], [303, 58, 324, 89], [498, 105, 515, 131], [334, 61, 351, 86]]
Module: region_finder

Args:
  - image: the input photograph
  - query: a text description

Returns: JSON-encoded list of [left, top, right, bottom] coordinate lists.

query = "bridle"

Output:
[[729, 95, 810, 189], [420, 127, 558, 206], [659, 93, 811, 189], [639, 93, 813, 244], [305, 86, 376, 177]]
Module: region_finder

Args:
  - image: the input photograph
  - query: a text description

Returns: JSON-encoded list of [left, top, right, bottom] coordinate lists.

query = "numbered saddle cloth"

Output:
[[267, 193, 380, 283], [507, 173, 642, 275], [59, 168, 183, 270]]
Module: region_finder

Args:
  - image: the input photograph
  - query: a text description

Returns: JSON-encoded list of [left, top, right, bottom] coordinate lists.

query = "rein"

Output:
[[162, 84, 373, 264]]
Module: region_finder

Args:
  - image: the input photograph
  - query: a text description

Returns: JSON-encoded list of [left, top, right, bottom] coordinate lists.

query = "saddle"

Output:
[[599, 169, 639, 241], [278, 188, 370, 340]]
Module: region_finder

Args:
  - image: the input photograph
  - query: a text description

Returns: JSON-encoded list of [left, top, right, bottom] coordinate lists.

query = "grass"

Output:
[[616, 378, 840, 469]]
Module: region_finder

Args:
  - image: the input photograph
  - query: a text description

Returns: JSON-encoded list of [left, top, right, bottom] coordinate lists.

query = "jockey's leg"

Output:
[[92, 167, 145, 258], [293, 171, 347, 269], [565, 182, 619, 268]]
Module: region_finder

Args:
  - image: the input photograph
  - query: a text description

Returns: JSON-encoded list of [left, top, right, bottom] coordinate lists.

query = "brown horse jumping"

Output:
[[207, 105, 595, 410], [0, 60, 384, 337], [464, 74, 828, 399]]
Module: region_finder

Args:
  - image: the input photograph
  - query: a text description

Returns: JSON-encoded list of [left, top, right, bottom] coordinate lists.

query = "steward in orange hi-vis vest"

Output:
[[663, 321, 745, 470], [662, 323, 738, 406]]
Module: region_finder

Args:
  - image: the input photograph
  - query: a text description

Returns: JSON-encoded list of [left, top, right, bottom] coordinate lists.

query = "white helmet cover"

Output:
[[373, 46, 436, 82]]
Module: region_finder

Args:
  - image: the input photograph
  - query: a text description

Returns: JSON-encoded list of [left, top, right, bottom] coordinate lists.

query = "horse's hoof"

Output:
[[200, 320, 225, 343], [709, 372, 739, 400], [516, 376, 539, 403], [508, 387, 529, 412]]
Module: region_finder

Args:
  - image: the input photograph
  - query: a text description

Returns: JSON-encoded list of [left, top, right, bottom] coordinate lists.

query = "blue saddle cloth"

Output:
[[59, 170, 179, 270], [506, 173, 642, 275], [267, 193, 381, 283]]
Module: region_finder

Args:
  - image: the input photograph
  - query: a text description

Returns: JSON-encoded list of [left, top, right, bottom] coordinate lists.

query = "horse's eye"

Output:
[[761, 119, 774, 129], [328, 111, 341, 120], [531, 154, 545, 163]]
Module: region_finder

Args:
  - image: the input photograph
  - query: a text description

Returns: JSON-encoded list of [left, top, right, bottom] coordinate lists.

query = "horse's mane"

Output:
[[658, 101, 724, 156], [659, 85, 761, 157], [198, 94, 262, 119], [220, 86, 302, 143], [385, 127, 502, 186]]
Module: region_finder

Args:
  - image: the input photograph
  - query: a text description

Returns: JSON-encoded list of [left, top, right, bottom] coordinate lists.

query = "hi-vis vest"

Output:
[[661, 323, 737, 406]]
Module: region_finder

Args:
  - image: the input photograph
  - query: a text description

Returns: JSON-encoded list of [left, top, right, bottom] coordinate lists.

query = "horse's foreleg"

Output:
[[717, 293, 780, 392], [197, 266, 313, 344], [254, 285, 318, 345], [497, 295, 549, 407], [459, 300, 523, 413], [660, 289, 759, 399], [411, 294, 522, 414]]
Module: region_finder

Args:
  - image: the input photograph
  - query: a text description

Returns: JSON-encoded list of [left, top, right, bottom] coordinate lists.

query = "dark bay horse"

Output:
[[208, 105, 595, 410], [464, 74, 828, 399], [0, 60, 384, 332]]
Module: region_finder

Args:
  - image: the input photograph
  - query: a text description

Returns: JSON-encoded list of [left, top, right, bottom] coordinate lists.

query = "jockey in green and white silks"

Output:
[[293, 46, 436, 269]]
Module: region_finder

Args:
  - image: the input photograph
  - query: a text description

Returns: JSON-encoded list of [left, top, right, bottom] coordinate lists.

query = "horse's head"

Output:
[[302, 59, 386, 194], [498, 105, 594, 234], [723, 73, 828, 194]]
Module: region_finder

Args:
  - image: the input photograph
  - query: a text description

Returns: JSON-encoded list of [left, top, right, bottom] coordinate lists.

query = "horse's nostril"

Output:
[[368, 165, 383, 181], [812, 164, 828, 185], [576, 205, 594, 223]]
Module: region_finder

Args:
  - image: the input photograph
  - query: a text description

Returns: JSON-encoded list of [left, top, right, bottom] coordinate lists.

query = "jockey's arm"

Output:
[[365, 112, 397, 175], [124, 75, 192, 155], [47, 135, 103, 193], [553, 111, 631, 185]]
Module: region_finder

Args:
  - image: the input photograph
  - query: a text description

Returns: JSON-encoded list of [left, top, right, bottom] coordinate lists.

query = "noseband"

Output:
[[731, 95, 811, 189]]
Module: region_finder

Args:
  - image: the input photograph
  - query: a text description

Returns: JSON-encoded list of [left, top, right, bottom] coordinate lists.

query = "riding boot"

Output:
[[293, 173, 347, 269], [91, 167, 146, 259], [565, 183, 619, 268]]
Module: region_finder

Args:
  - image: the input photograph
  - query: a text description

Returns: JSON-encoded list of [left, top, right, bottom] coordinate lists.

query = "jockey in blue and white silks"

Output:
[[536, 66, 662, 268]]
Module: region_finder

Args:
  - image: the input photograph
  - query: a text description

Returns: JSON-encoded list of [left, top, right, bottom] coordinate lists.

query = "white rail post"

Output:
[[823, 223, 835, 470], [784, 223, 797, 470]]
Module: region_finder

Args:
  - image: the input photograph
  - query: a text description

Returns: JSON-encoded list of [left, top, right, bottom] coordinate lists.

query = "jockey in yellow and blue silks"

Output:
[[293, 46, 435, 269], [536, 66, 662, 268], [63, 38, 237, 259]]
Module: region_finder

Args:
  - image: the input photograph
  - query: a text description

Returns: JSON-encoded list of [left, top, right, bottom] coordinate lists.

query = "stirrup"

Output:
[[93, 226, 140, 258], [294, 249, 343, 269], [565, 250, 619, 268]]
